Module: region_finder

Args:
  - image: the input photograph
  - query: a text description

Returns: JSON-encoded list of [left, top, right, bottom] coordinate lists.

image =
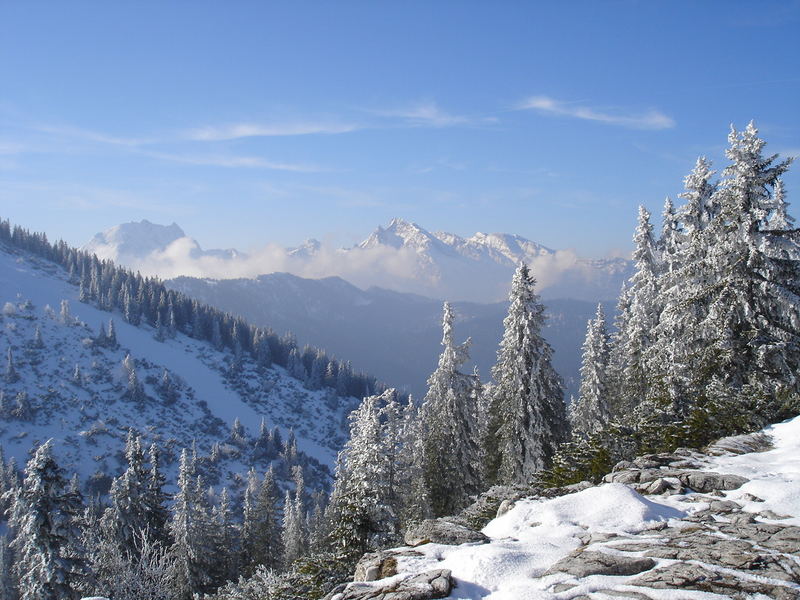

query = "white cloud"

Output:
[[373, 102, 469, 127], [185, 121, 359, 141], [145, 151, 327, 172], [519, 96, 675, 130], [33, 124, 154, 146]]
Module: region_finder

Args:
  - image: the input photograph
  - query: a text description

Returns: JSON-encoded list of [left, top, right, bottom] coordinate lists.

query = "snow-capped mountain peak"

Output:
[[83, 219, 186, 262], [358, 217, 450, 254], [81, 220, 241, 265]]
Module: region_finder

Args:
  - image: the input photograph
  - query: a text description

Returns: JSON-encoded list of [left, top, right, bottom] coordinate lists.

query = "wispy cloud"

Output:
[[373, 102, 469, 127], [185, 121, 359, 141], [518, 96, 675, 130], [34, 124, 154, 146], [146, 151, 327, 172]]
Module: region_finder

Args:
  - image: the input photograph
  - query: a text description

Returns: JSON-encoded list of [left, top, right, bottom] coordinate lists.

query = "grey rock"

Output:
[[545, 550, 656, 578], [496, 499, 515, 518], [679, 471, 749, 492], [636, 476, 683, 495], [632, 562, 799, 599], [404, 519, 488, 547], [354, 550, 420, 582], [707, 432, 773, 456], [708, 499, 741, 513], [612, 460, 635, 472], [334, 569, 453, 600], [742, 492, 765, 502], [603, 469, 641, 484]]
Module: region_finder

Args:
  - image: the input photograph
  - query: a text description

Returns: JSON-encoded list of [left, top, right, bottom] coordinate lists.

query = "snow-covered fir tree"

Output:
[[485, 263, 569, 484], [7, 441, 87, 600], [571, 304, 611, 438], [417, 302, 483, 516]]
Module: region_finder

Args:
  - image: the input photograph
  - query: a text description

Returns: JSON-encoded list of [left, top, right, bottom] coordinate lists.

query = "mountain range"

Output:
[[82, 218, 633, 303]]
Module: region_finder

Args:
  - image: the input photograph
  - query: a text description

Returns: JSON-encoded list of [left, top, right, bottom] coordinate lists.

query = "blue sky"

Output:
[[1, 1, 799, 257]]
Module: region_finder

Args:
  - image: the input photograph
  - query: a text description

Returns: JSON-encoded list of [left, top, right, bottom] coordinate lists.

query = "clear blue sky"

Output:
[[1, 1, 799, 257]]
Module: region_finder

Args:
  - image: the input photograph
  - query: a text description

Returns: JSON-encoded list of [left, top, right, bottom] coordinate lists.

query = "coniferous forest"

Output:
[[1, 123, 799, 599]]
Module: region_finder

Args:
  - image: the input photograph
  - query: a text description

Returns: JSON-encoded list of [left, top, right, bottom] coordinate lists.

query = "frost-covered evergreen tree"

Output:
[[242, 467, 282, 573], [144, 442, 170, 546], [169, 449, 211, 598], [325, 391, 400, 563], [571, 304, 611, 438], [418, 302, 483, 516], [100, 431, 151, 560], [0, 534, 16, 600], [4, 349, 18, 384], [281, 491, 303, 569], [693, 123, 799, 404], [485, 264, 568, 484], [617, 206, 661, 411], [8, 441, 87, 600]]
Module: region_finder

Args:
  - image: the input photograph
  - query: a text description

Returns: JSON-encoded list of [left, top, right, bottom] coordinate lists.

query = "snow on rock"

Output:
[[706, 416, 800, 525], [351, 415, 800, 600], [484, 483, 685, 540]]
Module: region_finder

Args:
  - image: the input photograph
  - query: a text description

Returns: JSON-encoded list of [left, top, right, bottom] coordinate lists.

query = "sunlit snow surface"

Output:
[[705, 416, 800, 526], [390, 415, 800, 599]]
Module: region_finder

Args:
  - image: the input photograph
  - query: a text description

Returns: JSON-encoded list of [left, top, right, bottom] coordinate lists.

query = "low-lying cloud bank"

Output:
[[113, 236, 624, 303]]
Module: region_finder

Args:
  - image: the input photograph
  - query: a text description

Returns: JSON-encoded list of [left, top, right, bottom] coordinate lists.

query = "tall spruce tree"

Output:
[[571, 304, 611, 438], [485, 263, 568, 484], [418, 302, 483, 516], [8, 441, 87, 600]]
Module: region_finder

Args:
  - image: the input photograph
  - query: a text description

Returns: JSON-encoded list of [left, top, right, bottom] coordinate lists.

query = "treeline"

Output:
[[0, 221, 387, 401], [556, 122, 800, 483]]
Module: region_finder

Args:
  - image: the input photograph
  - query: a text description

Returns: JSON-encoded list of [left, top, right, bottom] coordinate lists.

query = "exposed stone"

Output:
[[612, 460, 635, 472], [354, 551, 419, 582], [708, 499, 741, 513], [545, 550, 656, 578], [403, 519, 488, 547], [496, 499, 515, 518], [742, 492, 765, 502], [679, 471, 749, 492], [631, 562, 799, 599], [635, 476, 683, 495], [707, 432, 773, 456], [332, 569, 453, 600]]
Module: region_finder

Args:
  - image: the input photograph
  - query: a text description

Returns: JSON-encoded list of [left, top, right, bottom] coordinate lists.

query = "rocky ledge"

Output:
[[331, 429, 800, 599]]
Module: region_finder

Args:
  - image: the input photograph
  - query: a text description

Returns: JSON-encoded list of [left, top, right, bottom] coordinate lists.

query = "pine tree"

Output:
[[169, 449, 210, 599], [418, 302, 483, 516], [618, 206, 661, 411], [485, 263, 568, 484], [4, 349, 18, 384], [241, 467, 282, 573], [325, 390, 404, 563], [694, 123, 799, 406], [0, 534, 14, 600], [100, 432, 150, 558], [144, 442, 170, 546], [572, 304, 611, 438], [8, 441, 87, 600]]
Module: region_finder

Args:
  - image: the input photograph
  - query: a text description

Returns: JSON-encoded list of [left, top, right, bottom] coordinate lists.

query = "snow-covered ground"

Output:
[[0, 244, 358, 494], [377, 415, 800, 599]]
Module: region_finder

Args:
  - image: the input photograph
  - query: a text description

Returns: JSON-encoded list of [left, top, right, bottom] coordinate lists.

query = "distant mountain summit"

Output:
[[83, 218, 633, 302], [82, 219, 241, 265]]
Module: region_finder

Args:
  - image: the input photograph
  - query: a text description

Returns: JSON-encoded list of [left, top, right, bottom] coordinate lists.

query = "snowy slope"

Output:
[[338, 416, 800, 599], [0, 243, 358, 495]]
